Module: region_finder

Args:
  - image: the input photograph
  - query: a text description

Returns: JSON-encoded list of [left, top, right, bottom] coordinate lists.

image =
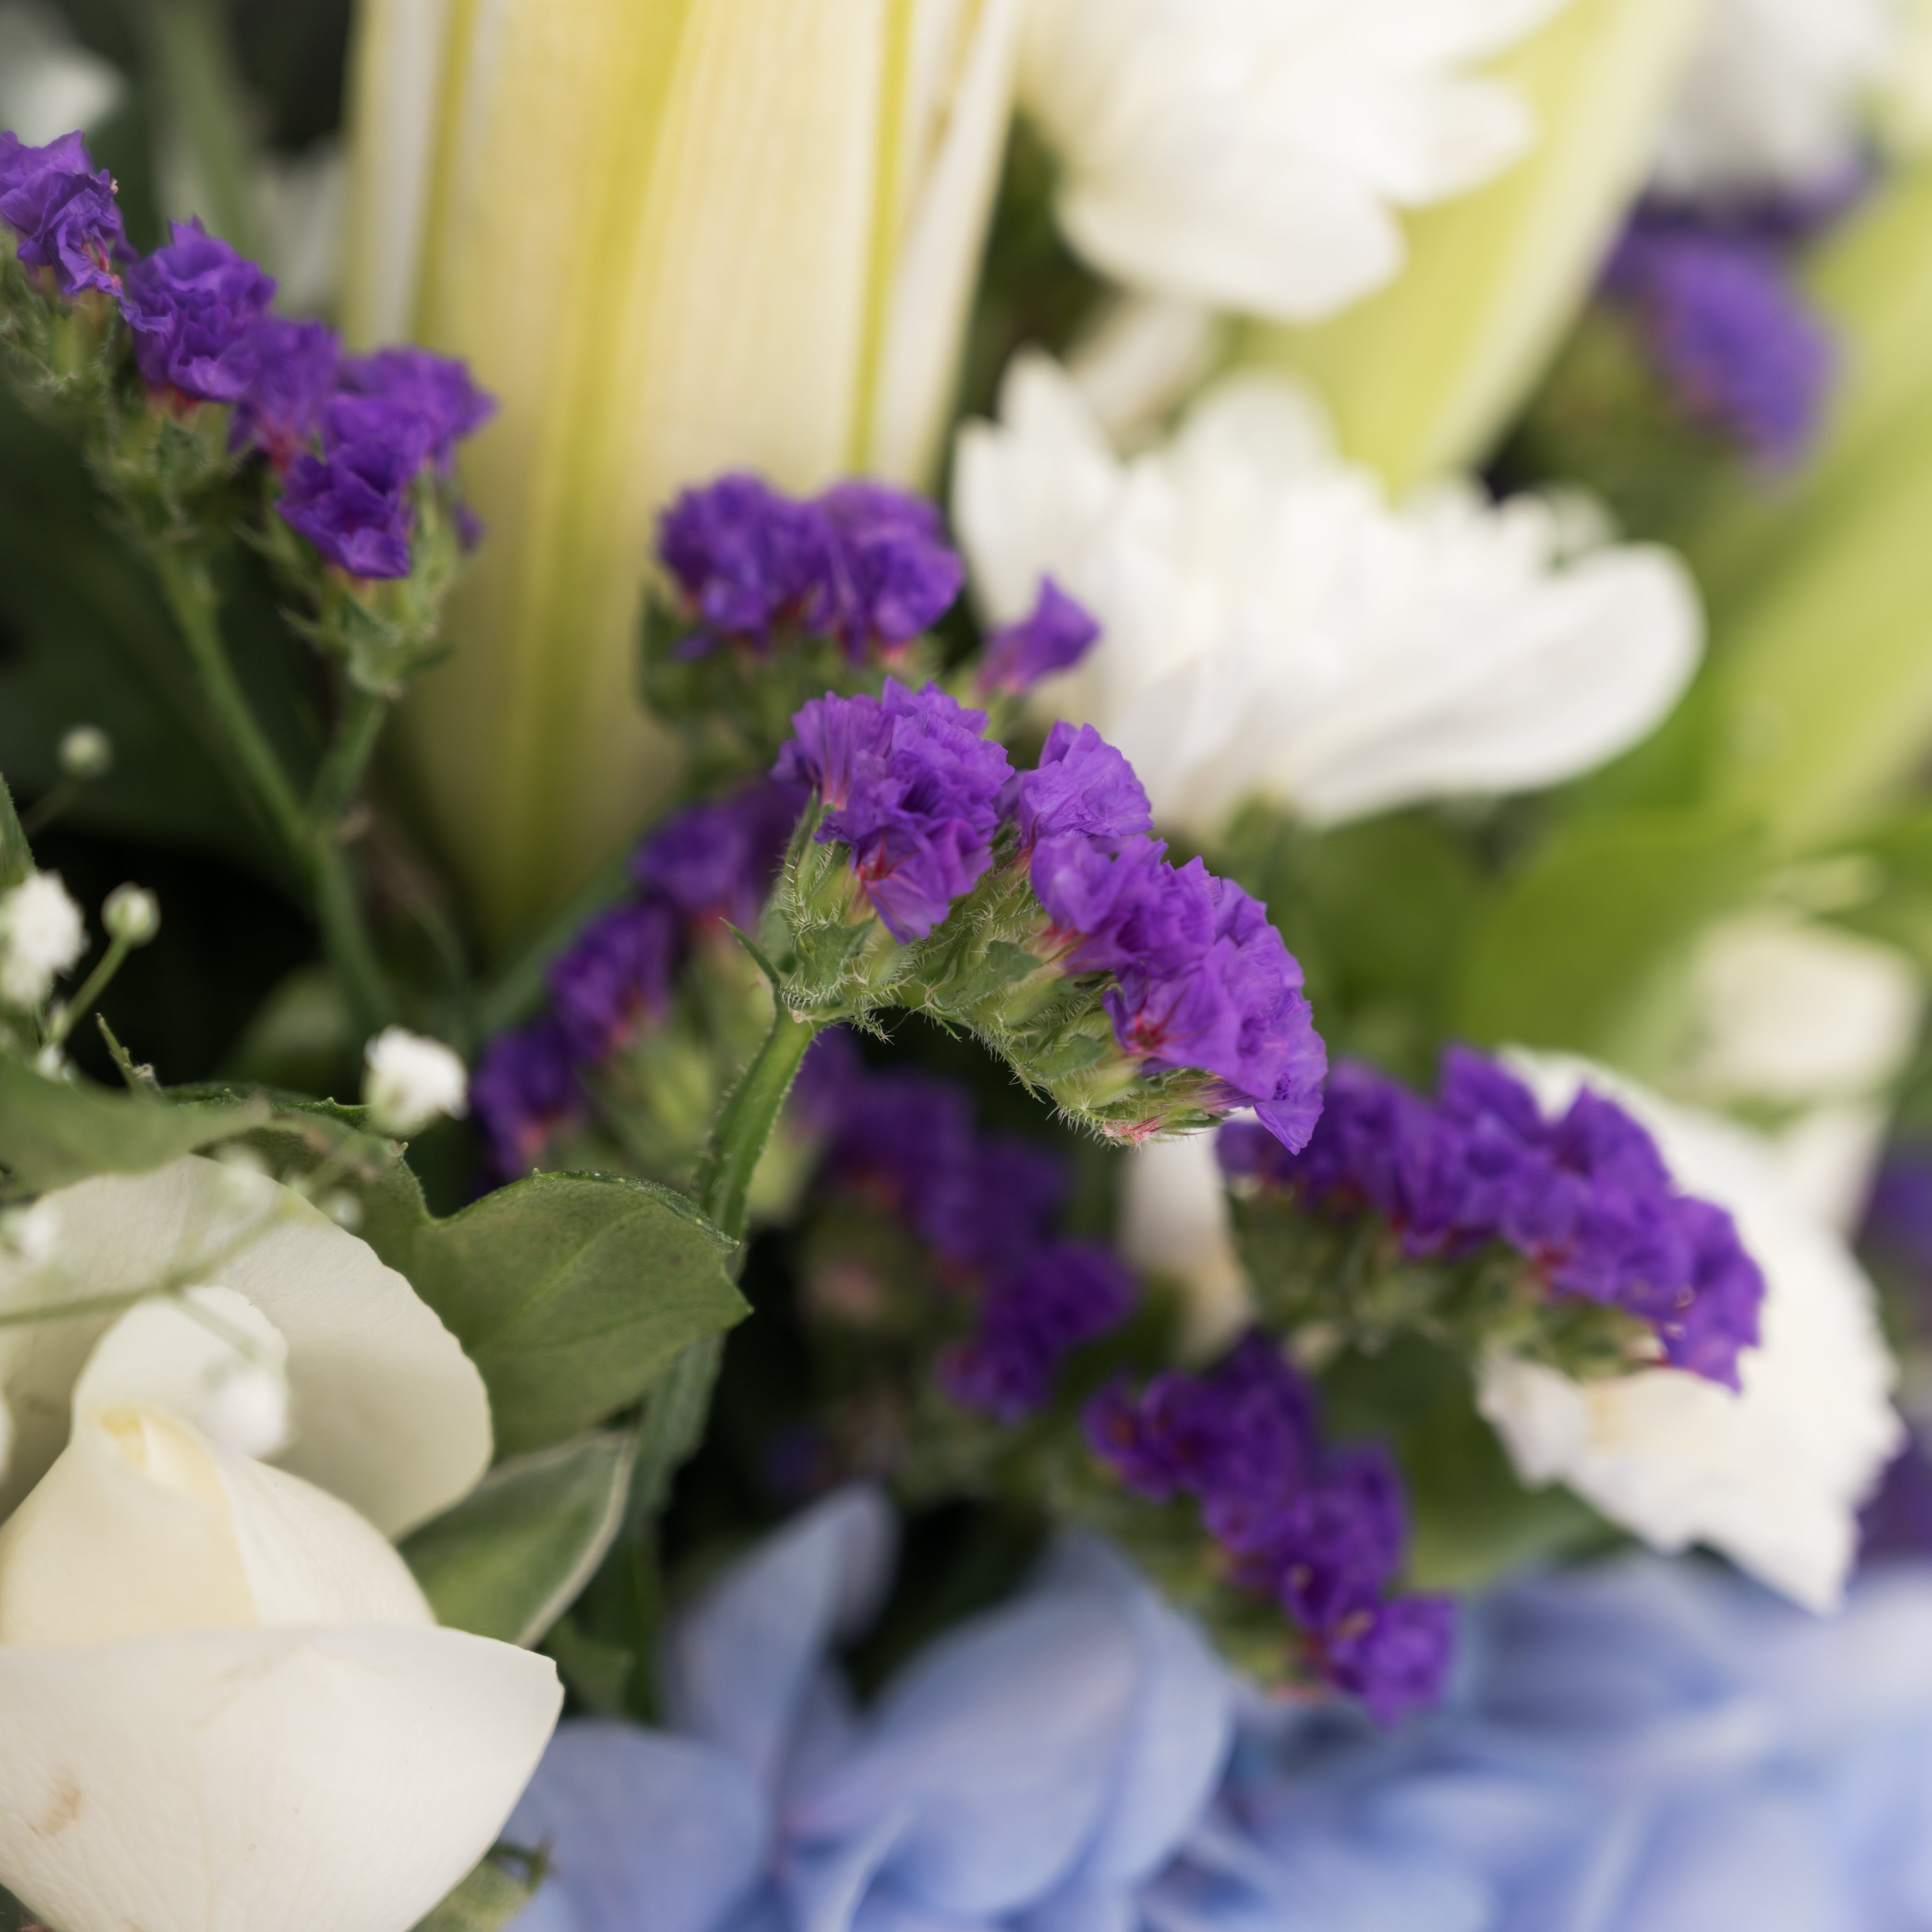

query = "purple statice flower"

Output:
[[277, 434, 418, 579], [1228, 1047, 1765, 1389], [471, 1015, 585, 1178], [631, 777, 806, 932], [121, 219, 276, 403], [811, 481, 964, 661], [820, 1065, 980, 1235], [1004, 721, 1151, 850], [979, 577, 1100, 693], [547, 898, 682, 1064], [234, 315, 340, 467], [938, 1242, 1136, 1423], [921, 1135, 1070, 1277], [775, 680, 1014, 942], [337, 346, 495, 471], [1605, 210, 1835, 470], [1087, 1331, 1451, 1722], [1864, 1149, 1932, 1283], [657, 473, 830, 651], [1033, 836, 1216, 978], [0, 129, 125, 297]]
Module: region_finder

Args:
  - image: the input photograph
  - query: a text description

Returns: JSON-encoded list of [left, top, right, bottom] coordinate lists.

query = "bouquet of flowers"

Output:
[[4, 0, 1932, 1927]]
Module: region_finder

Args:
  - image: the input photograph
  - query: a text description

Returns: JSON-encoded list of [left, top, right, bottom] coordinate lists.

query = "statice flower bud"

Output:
[[338, 347, 495, 473], [630, 775, 806, 931], [811, 482, 964, 660], [979, 577, 1100, 694], [362, 1025, 469, 1136], [0, 869, 85, 1009], [0, 129, 124, 298], [1004, 721, 1150, 850], [777, 679, 1013, 942], [233, 315, 341, 468], [658, 474, 829, 652], [1086, 1331, 1453, 1724], [546, 899, 680, 1064], [121, 219, 276, 404]]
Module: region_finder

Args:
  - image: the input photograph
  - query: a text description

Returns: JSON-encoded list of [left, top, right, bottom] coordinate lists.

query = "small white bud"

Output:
[[318, 1189, 363, 1233], [102, 882, 161, 947], [57, 724, 113, 782], [0, 871, 86, 1010], [362, 1026, 469, 1137], [31, 1043, 68, 1080], [0, 1199, 60, 1267]]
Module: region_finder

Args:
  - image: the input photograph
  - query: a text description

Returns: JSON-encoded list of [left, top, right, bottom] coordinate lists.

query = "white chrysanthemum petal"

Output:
[[1021, 0, 1570, 323], [1654, 0, 1898, 197], [954, 355, 1703, 835], [1476, 1051, 1903, 1613], [0, 1157, 490, 1538], [0, 1626, 561, 1932]]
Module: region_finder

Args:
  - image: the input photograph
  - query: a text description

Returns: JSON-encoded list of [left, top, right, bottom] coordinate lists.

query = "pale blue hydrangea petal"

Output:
[[507, 1723, 769, 1932], [662, 1485, 896, 1793]]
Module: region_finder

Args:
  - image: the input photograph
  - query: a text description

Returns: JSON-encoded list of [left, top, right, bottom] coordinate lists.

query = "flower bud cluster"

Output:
[[797, 1031, 1136, 1425], [770, 685, 1327, 1149], [473, 777, 804, 1180], [1087, 1331, 1454, 1725], [1220, 1047, 1766, 1389]]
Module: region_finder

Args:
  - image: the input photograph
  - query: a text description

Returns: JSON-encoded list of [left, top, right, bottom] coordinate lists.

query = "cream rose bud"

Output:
[[0, 1157, 563, 1932], [1477, 1051, 1904, 1615]]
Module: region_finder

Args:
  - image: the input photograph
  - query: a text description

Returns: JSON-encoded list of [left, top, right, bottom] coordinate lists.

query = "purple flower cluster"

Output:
[[0, 130, 125, 298], [1087, 1332, 1453, 1724], [122, 218, 276, 403], [1220, 1048, 1766, 1389], [803, 1033, 1136, 1422], [658, 472, 963, 660], [979, 577, 1101, 695], [1605, 203, 1836, 470], [777, 680, 1014, 942], [472, 778, 804, 1177], [1030, 804, 1326, 1153]]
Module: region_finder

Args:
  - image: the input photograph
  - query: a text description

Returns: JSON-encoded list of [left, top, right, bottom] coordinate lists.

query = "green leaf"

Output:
[[1452, 809, 1764, 1067], [0, 1060, 270, 1192], [0, 771, 27, 892], [402, 1431, 636, 1645], [410, 1856, 540, 1932]]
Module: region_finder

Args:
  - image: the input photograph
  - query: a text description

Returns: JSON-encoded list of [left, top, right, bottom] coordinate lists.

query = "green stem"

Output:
[[310, 686, 389, 837], [48, 935, 131, 1048], [154, 547, 395, 1033]]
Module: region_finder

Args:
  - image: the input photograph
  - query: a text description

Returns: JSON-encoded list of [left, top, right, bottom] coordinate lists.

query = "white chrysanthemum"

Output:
[[0, 872, 85, 1011], [1021, 0, 1572, 324], [1670, 911, 1922, 1231], [1654, 0, 1899, 197], [954, 354, 1703, 836], [364, 1026, 470, 1137], [1476, 1051, 1903, 1615]]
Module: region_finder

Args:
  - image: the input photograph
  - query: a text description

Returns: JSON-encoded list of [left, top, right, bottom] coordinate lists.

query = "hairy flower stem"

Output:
[[153, 547, 394, 1033], [628, 1001, 824, 1537]]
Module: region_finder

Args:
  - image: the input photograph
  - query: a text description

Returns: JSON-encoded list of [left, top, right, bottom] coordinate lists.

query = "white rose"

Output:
[[1476, 1052, 1903, 1614], [953, 353, 1702, 837], [0, 1155, 562, 1932]]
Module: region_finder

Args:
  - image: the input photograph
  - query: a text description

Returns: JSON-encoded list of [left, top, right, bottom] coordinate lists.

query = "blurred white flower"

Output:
[[1021, 0, 1572, 324], [1477, 1051, 1903, 1614], [1654, 0, 1898, 197], [364, 1026, 470, 1137], [101, 883, 159, 949], [54, 724, 110, 783], [954, 353, 1702, 835], [1119, 1133, 1250, 1355], [0, 2, 122, 147], [1671, 910, 1922, 1231], [0, 1157, 560, 1932], [1064, 293, 1223, 448], [0, 871, 85, 1011]]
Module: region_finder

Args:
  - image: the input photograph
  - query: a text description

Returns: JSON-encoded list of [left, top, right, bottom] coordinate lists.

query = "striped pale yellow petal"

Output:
[[1235, 0, 1709, 494], [342, 0, 1020, 946]]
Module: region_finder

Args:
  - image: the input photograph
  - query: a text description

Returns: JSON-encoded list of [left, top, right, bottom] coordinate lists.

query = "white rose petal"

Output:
[[954, 353, 1703, 837], [1476, 1051, 1903, 1613], [0, 1239, 561, 1932], [0, 871, 85, 1011], [0, 1155, 492, 1538], [364, 1025, 471, 1137], [1021, 0, 1572, 324]]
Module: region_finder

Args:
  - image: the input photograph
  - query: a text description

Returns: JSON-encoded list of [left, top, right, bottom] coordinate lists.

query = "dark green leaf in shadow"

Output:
[[0, 771, 28, 891]]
